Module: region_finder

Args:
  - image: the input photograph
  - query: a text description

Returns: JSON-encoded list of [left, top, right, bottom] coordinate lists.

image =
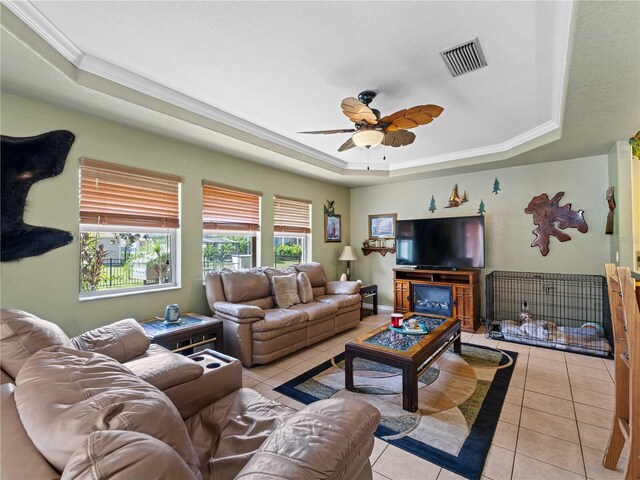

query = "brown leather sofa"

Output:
[[205, 262, 361, 367], [1, 309, 381, 480]]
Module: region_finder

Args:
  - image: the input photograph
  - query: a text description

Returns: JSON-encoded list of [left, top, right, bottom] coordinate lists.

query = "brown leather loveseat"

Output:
[[206, 262, 361, 366], [1, 309, 381, 479]]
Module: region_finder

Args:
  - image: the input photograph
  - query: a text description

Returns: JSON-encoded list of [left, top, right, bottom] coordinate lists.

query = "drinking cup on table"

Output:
[[391, 313, 403, 328], [407, 318, 418, 329], [164, 304, 180, 322]]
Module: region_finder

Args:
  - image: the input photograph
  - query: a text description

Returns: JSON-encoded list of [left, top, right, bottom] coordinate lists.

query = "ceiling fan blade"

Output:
[[298, 128, 356, 134], [341, 97, 378, 125], [383, 130, 416, 148], [379, 104, 444, 130], [337, 137, 356, 152], [422, 104, 444, 118]]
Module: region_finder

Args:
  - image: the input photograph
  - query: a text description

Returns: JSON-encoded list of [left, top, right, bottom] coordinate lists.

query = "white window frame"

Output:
[[79, 224, 180, 300]]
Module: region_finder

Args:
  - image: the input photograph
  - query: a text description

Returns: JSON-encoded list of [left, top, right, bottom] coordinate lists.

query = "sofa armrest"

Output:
[[164, 350, 242, 419], [326, 280, 362, 295], [235, 398, 380, 479], [71, 319, 150, 363], [214, 302, 265, 323]]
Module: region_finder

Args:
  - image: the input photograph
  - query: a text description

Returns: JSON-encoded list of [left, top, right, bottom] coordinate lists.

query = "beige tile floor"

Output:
[[242, 314, 628, 480]]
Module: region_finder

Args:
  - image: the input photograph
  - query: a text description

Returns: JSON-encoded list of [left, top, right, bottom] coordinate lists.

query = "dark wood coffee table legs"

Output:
[[345, 350, 354, 391], [403, 363, 418, 412]]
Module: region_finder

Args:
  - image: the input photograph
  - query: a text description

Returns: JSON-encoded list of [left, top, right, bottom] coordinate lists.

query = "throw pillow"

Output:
[[273, 273, 301, 308], [297, 272, 313, 304]]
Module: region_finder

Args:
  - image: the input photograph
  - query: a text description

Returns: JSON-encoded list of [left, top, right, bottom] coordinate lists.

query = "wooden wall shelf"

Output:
[[362, 247, 396, 257]]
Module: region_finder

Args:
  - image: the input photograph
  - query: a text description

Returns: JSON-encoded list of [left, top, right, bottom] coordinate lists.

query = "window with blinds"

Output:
[[78, 159, 181, 297], [202, 182, 260, 232], [202, 182, 261, 275], [80, 158, 181, 228], [274, 196, 311, 234], [273, 196, 311, 267]]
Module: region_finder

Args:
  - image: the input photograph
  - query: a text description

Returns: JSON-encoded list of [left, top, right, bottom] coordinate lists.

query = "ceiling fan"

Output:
[[299, 91, 444, 152]]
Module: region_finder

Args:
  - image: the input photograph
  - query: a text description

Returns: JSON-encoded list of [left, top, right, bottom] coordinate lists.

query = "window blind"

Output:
[[274, 196, 311, 234], [79, 158, 181, 228], [202, 182, 260, 231]]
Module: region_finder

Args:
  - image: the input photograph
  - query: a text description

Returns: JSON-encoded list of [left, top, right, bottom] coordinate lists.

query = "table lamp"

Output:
[[338, 246, 358, 280]]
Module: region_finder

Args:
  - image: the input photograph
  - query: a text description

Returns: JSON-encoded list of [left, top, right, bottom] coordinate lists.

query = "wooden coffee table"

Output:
[[345, 313, 461, 412]]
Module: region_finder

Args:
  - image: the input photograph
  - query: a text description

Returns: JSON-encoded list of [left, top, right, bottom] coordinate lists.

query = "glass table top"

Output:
[[362, 315, 446, 352], [141, 315, 210, 336]]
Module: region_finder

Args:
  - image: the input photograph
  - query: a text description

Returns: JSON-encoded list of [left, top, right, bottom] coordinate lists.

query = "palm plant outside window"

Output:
[[79, 159, 181, 297]]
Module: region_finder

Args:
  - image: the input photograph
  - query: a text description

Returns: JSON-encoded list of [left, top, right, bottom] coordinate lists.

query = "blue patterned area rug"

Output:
[[274, 343, 517, 480]]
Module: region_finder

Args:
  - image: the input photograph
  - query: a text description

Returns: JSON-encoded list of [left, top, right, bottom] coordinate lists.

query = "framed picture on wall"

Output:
[[324, 214, 341, 242], [369, 213, 397, 239]]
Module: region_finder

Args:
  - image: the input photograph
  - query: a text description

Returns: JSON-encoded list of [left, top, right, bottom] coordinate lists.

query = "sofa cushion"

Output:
[[61, 430, 197, 480], [71, 318, 151, 363], [289, 301, 338, 322], [294, 262, 327, 288], [221, 269, 271, 303], [272, 273, 301, 308], [14, 346, 199, 476], [0, 308, 72, 378], [252, 309, 306, 333], [296, 272, 313, 304], [186, 387, 294, 480], [124, 344, 204, 391]]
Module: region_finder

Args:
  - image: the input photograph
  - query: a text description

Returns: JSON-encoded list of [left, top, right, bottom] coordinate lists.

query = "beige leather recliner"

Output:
[[0, 309, 241, 419], [206, 262, 361, 367], [1, 310, 381, 479]]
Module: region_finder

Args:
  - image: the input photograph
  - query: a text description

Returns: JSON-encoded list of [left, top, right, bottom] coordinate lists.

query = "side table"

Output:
[[360, 284, 378, 319], [140, 312, 223, 354]]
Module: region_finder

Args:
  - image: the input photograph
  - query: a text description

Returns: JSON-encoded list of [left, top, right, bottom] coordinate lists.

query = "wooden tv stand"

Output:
[[393, 268, 481, 332]]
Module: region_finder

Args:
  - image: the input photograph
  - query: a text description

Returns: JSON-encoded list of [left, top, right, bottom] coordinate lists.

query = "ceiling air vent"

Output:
[[440, 37, 487, 77]]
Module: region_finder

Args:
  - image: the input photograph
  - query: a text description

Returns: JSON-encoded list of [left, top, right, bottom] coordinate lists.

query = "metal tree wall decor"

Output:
[[492, 178, 501, 194], [524, 192, 588, 256], [428, 195, 436, 213], [477, 199, 486, 215]]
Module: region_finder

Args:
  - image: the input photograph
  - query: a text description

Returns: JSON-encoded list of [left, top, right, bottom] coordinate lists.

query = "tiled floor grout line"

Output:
[[568, 359, 592, 480], [510, 350, 530, 479]]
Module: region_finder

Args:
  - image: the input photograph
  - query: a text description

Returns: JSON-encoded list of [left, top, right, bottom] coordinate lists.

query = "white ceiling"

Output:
[[1, 1, 639, 187]]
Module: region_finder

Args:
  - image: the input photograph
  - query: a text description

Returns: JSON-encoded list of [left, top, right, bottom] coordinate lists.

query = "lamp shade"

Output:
[[352, 130, 384, 148], [338, 246, 358, 262]]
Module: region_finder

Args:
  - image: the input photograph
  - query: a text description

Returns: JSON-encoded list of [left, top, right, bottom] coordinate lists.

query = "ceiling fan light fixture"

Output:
[[352, 129, 384, 148]]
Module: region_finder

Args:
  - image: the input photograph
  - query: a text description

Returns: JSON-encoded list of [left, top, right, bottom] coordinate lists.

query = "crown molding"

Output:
[[388, 121, 560, 171], [2, 0, 82, 63]]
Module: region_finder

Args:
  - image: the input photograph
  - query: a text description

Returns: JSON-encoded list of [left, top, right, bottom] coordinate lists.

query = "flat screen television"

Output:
[[396, 215, 485, 269]]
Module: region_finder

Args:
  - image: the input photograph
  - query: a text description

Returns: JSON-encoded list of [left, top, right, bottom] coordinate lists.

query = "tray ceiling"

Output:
[[1, 1, 638, 186]]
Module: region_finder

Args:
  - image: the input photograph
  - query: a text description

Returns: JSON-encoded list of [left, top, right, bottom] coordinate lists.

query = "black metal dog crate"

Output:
[[486, 271, 612, 357]]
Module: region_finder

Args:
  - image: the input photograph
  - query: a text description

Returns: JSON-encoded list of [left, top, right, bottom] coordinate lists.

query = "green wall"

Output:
[[350, 155, 613, 309], [1, 93, 350, 335]]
